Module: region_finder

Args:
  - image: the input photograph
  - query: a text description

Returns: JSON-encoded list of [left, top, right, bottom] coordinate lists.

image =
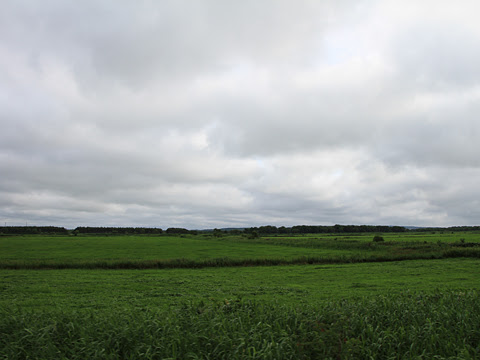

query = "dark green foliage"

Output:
[[213, 228, 223, 237], [253, 224, 480, 235], [243, 224, 409, 235], [1, 291, 479, 359], [0, 226, 69, 235], [0, 255, 370, 270], [2, 224, 480, 237], [373, 235, 385, 242], [165, 227, 189, 235], [75, 227, 163, 235], [257, 225, 279, 234]]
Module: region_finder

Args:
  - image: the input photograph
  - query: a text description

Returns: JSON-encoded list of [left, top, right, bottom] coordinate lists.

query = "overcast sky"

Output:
[[2, 1, 480, 229]]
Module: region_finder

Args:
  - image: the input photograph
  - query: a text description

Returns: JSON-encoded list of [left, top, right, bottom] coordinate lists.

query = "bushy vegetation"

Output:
[[1, 291, 478, 359], [373, 235, 385, 242]]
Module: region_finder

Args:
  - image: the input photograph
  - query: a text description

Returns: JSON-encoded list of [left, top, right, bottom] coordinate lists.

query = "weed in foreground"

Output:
[[1, 291, 479, 359]]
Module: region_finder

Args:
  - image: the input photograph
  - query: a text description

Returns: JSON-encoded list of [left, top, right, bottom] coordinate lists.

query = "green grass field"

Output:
[[1, 232, 479, 269], [0, 234, 364, 265], [1, 258, 479, 310], [1, 232, 480, 359]]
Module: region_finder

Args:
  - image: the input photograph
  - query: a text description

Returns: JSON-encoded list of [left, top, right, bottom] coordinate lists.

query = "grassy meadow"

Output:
[[1, 232, 480, 358], [1, 231, 479, 269]]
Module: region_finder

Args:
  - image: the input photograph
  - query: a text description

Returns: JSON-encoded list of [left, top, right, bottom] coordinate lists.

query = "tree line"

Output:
[[2, 225, 480, 236], [0, 226, 69, 235], [74, 227, 164, 235], [243, 224, 408, 235]]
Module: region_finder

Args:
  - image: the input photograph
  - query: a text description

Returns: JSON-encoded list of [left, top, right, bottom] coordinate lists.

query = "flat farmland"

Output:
[[1, 232, 480, 359], [0, 234, 362, 265], [1, 232, 479, 269], [1, 258, 479, 310]]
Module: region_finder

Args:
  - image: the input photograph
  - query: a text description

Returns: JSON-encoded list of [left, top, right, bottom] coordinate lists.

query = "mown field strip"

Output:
[[2, 258, 479, 310]]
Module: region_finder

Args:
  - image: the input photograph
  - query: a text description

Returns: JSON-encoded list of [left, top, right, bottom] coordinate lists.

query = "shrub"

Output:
[[373, 235, 384, 242]]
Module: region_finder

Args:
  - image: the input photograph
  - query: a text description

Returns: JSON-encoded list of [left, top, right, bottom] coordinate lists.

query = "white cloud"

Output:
[[1, 1, 480, 228]]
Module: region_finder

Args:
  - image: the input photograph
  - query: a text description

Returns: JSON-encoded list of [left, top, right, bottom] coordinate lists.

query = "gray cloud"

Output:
[[1, 1, 480, 228]]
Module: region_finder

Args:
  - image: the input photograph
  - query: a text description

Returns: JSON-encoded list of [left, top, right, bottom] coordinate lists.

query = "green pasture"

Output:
[[1, 258, 479, 311], [243, 230, 480, 244], [1, 232, 480, 269], [0, 234, 358, 263]]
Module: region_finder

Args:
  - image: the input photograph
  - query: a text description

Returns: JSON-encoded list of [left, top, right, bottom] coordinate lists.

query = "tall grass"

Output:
[[1, 291, 479, 359], [1, 246, 479, 269]]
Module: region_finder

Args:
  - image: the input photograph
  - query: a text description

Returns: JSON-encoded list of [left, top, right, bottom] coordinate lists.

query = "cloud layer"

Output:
[[2, 0, 480, 228]]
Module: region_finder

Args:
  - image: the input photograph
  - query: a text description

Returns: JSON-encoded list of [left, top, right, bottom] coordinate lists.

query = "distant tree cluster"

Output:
[[412, 226, 480, 233], [242, 225, 480, 235], [165, 228, 190, 235], [74, 227, 163, 235], [243, 224, 408, 235], [0, 226, 69, 235]]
